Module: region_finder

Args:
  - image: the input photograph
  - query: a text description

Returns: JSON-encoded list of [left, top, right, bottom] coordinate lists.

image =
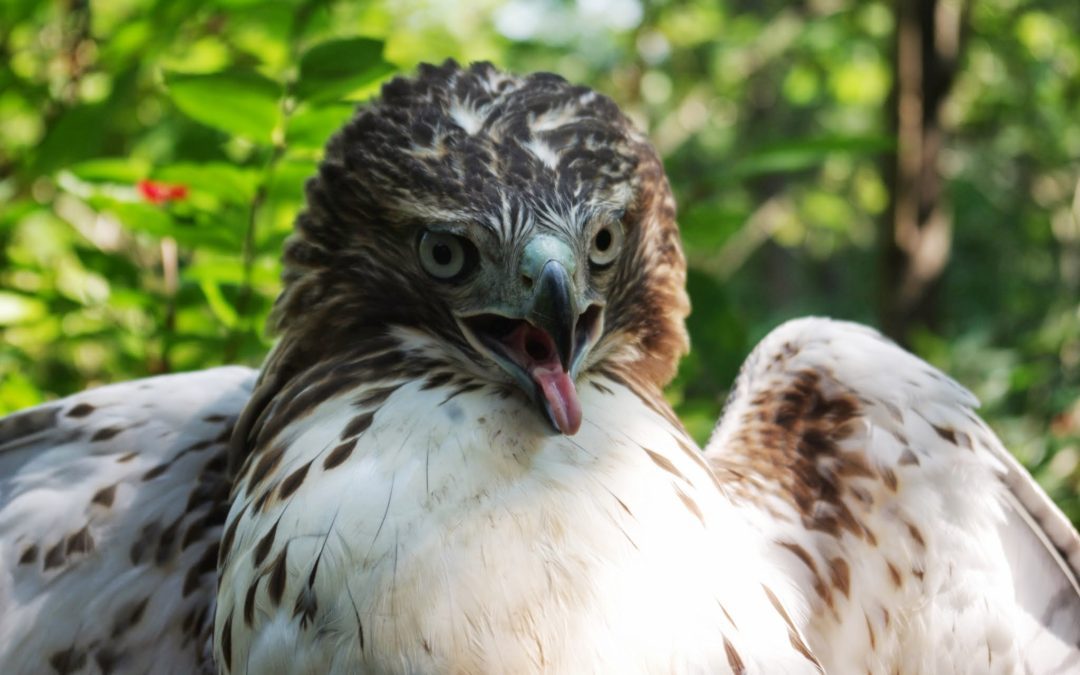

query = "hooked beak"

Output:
[[530, 260, 576, 371], [460, 256, 602, 436]]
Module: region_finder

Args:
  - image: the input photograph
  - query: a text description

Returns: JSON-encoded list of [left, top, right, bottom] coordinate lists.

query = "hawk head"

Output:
[[268, 60, 688, 436]]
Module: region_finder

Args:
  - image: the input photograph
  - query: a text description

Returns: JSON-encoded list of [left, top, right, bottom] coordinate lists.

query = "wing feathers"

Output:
[[994, 441, 1080, 591], [0, 367, 256, 674], [0, 405, 63, 454], [707, 317, 1080, 673]]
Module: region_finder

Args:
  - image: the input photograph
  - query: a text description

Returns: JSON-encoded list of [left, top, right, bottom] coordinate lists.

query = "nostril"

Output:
[[521, 274, 533, 289]]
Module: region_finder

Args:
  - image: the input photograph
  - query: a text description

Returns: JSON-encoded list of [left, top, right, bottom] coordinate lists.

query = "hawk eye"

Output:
[[589, 221, 624, 267], [419, 231, 475, 280]]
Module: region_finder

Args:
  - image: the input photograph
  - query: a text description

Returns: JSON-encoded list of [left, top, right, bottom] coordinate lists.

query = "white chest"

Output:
[[217, 378, 814, 674]]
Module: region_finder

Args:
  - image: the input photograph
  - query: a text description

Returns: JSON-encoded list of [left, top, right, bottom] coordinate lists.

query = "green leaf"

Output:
[[268, 158, 317, 205], [295, 38, 394, 103], [31, 104, 109, 174], [69, 158, 151, 184], [105, 202, 243, 251], [680, 203, 748, 250], [155, 162, 260, 205], [183, 256, 280, 287], [728, 135, 895, 179], [0, 369, 45, 415], [166, 70, 282, 142], [286, 103, 356, 150], [209, 0, 279, 7], [199, 279, 239, 328]]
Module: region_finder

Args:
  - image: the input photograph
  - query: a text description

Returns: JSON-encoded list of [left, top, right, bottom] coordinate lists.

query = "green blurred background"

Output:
[[1, 0, 1077, 523]]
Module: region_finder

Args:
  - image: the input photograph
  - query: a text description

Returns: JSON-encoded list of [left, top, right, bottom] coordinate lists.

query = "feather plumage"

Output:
[[216, 329, 821, 674], [0, 61, 1077, 675], [706, 317, 1080, 673], [0, 367, 255, 673]]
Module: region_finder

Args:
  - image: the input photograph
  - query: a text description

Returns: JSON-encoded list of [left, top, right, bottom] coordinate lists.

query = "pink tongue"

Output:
[[503, 323, 582, 435], [532, 365, 582, 435]]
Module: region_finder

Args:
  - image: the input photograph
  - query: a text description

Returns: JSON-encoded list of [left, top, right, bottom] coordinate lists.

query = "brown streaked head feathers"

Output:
[[231, 60, 689, 471]]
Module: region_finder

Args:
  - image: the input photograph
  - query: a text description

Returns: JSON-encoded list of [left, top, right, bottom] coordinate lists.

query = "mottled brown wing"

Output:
[[705, 318, 1080, 674]]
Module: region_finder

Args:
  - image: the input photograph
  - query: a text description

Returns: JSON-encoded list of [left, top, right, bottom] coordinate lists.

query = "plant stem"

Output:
[[223, 0, 321, 362]]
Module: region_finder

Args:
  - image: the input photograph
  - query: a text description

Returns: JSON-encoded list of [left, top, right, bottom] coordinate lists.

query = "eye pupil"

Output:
[[433, 243, 452, 265], [588, 221, 623, 267], [595, 229, 612, 252], [419, 230, 475, 281]]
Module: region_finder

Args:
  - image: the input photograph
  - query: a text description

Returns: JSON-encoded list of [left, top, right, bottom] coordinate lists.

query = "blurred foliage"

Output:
[[0, 0, 1077, 523]]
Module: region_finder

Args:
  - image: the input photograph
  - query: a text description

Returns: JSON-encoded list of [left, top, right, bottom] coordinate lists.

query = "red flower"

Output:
[[138, 179, 189, 205]]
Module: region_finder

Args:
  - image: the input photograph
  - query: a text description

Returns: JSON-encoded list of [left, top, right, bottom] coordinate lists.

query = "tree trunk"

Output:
[[880, 0, 967, 343]]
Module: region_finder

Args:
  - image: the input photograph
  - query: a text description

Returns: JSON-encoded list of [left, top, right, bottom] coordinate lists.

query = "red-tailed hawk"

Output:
[[1, 61, 1078, 674]]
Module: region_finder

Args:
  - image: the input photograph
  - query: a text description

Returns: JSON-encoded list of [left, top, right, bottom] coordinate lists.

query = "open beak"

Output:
[[461, 260, 602, 436]]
